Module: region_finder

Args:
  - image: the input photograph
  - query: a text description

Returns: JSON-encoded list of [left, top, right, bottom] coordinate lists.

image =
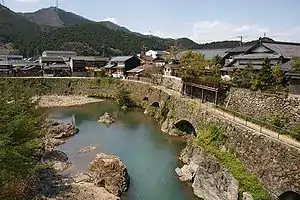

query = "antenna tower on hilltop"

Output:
[[1, 0, 5, 6], [56, 0, 59, 10]]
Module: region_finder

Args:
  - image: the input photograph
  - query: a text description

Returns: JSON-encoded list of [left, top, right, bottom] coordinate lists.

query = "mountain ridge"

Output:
[[2, 5, 246, 56]]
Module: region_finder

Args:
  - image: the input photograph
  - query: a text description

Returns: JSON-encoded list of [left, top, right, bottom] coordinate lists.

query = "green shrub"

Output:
[[116, 88, 134, 107], [196, 123, 270, 200], [0, 83, 46, 199]]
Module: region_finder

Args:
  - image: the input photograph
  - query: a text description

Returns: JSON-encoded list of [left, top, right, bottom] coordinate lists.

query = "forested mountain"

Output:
[[0, 5, 41, 46], [20, 23, 172, 56], [19, 7, 91, 28], [2, 5, 248, 56]]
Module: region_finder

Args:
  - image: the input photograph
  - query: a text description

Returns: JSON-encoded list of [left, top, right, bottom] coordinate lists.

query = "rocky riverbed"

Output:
[[32, 118, 130, 200], [38, 95, 103, 108]]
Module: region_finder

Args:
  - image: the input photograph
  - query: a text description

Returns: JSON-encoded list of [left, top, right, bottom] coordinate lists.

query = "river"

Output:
[[49, 101, 199, 200]]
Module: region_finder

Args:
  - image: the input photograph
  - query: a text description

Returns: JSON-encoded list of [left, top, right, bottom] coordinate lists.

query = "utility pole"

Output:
[[237, 36, 243, 46]]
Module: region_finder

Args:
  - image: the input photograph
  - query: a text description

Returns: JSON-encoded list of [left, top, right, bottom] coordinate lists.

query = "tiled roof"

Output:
[[262, 42, 300, 58], [234, 53, 281, 59], [40, 57, 65, 62], [127, 66, 144, 73], [110, 56, 133, 62], [71, 56, 109, 62], [280, 60, 292, 72], [226, 45, 252, 53], [165, 64, 180, 69], [43, 50, 76, 54]]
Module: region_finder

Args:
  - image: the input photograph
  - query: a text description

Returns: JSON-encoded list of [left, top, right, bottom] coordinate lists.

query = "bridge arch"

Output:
[[151, 101, 160, 108], [278, 191, 300, 200], [173, 120, 196, 136]]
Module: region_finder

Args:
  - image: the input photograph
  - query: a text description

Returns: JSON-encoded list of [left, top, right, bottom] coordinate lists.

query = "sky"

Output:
[[6, 0, 300, 43]]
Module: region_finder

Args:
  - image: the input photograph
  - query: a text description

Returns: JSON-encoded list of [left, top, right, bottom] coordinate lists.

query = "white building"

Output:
[[145, 50, 169, 59]]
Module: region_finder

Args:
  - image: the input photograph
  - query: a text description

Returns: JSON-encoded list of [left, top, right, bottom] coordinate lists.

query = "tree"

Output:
[[292, 57, 300, 72], [232, 66, 257, 88], [116, 88, 134, 107], [256, 58, 275, 89], [179, 51, 209, 78], [211, 55, 224, 66], [165, 45, 180, 62], [0, 83, 46, 199], [272, 64, 284, 87]]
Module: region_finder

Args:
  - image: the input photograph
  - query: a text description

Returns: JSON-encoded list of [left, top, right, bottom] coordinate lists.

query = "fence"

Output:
[[182, 92, 300, 149]]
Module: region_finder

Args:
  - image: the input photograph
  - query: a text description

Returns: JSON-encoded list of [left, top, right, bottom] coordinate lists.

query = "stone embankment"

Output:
[[38, 95, 103, 108], [176, 142, 240, 200]]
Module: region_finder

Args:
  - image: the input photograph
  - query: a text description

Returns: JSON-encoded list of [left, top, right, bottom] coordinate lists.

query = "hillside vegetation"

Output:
[[0, 5, 41, 45]]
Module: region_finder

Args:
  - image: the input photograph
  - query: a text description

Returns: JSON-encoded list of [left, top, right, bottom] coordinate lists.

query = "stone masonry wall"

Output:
[[161, 76, 183, 92], [226, 88, 300, 130]]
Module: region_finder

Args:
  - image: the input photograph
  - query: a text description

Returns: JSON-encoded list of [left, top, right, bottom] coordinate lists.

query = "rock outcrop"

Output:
[[89, 153, 130, 196], [78, 146, 97, 153], [176, 143, 239, 200], [98, 112, 115, 125], [42, 150, 71, 172], [43, 119, 79, 152]]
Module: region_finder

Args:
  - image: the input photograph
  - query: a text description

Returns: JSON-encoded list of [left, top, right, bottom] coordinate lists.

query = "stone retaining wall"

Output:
[[226, 88, 300, 130]]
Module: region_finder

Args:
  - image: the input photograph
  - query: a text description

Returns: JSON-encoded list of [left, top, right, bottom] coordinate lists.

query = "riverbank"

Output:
[[38, 95, 103, 108]]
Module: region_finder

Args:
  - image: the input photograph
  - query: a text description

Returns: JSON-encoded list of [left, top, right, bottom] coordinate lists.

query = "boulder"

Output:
[[121, 105, 128, 111], [42, 150, 71, 172], [71, 182, 120, 200], [43, 119, 79, 152], [98, 112, 115, 125], [78, 146, 97, 153], [242, 192, 254, 200], [89, 153, 130, 196], [177, 143, 239, 200]]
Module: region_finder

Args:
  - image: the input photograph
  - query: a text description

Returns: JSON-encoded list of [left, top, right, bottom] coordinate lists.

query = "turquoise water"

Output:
[[49, 101, 198, 200]]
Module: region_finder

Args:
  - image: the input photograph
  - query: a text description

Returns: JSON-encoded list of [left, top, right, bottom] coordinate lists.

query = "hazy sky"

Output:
[[7, 0, 300, 43]]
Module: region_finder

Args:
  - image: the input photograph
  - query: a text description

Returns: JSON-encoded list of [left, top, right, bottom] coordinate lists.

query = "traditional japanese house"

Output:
[[221, 37, 300, 77], [105, 56, 140, 78], [70, 56, 109, 76]]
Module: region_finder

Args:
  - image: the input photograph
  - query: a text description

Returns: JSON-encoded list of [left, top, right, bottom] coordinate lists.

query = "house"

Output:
[[221, 37, 300, 77], [39, 56, 71, 77], [70, 56, 109, 76], [164, 63, 180, 77], [42, 51, 77, 58], [104, 56, 140, 78], [153, 57, 166, 66], [146, 50, 169, 59]]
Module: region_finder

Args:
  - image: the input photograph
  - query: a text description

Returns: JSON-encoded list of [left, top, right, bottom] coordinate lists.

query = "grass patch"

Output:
[[196, 123, 270, 200]]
